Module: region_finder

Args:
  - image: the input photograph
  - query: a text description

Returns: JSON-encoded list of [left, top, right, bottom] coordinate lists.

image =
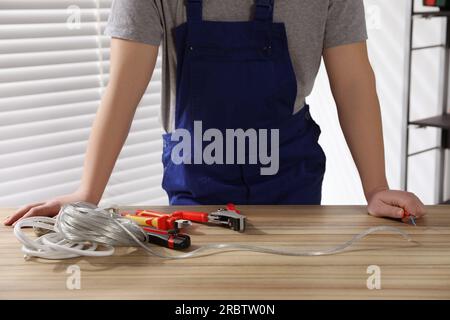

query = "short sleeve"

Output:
[[104, 0, 163, 46], [324, 0, 368, 49]]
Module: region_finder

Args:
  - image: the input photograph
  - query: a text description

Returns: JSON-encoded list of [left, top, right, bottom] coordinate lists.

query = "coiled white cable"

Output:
[[14, 202, 414, 260], [14, 215, 114, 259]]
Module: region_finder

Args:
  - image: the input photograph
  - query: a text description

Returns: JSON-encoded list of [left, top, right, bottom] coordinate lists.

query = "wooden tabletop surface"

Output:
[[1, 205, 450, 300]]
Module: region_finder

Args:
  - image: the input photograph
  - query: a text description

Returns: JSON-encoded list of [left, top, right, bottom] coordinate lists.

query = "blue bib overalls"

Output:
[[161, 0, 326, 205]]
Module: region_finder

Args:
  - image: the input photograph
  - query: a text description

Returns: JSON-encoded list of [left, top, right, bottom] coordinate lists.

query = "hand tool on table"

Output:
[[403, 210, 416, 226], [123, 203, 246, 233], [143, 227, 191, 250]]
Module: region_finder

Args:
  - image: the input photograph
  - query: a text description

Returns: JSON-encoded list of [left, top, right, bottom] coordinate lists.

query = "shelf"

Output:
[[409, 114, 450, 129], [404, 2, 450, 202], [413, 10, 450, 18]]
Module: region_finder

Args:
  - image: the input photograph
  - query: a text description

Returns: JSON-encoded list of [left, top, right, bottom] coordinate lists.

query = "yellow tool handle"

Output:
[[124, 214, 155, 227]]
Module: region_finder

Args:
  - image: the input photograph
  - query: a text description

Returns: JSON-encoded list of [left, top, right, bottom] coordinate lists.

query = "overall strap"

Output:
[[254, 0, 274, 23], [187, 0, 203, 22]]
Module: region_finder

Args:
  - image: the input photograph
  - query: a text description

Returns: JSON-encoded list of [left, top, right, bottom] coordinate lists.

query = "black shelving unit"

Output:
[[402, 1, 450, 203]]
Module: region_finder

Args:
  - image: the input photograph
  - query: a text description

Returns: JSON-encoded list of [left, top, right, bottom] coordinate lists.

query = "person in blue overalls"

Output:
[[5, 0, 426, 226]]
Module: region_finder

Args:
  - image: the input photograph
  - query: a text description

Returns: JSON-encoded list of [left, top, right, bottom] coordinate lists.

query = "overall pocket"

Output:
[[186, 46, 290, 129]]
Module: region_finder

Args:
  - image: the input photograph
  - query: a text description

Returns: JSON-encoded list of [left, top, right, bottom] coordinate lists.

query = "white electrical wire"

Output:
[[14, 215, 114, 259], [14, 202, 414, 260]]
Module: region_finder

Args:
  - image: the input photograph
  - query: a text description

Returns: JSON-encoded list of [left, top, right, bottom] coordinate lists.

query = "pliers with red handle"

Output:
[[124, 203, 246, 233], [122, 204, 244, 251]]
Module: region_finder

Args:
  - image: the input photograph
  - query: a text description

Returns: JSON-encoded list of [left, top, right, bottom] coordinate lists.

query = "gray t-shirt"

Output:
[[104, 0, 367, 132]]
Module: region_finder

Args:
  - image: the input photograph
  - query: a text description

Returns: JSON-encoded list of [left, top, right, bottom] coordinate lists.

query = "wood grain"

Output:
[[1, 205, 449, 299]]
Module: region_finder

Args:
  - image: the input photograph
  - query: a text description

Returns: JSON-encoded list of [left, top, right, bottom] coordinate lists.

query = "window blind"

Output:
[[0, 0, 167, 206]]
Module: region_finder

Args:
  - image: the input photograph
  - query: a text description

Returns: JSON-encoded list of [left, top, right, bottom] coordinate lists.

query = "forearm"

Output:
[[78, 88, 137, 203], [334, 67, 388, 200], [324, 43, 388, 201], [78, 39, 159, 203]]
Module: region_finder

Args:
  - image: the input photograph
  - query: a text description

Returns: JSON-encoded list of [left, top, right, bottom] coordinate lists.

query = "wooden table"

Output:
[[1, 205, 450, 300]]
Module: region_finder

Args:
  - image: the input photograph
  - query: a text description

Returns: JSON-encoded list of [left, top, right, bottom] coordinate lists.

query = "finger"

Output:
[[368, 201, 404, 219], [12, 202, 60, 226], [4, 202, 44, 226], [409, 193, 426, 218]]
